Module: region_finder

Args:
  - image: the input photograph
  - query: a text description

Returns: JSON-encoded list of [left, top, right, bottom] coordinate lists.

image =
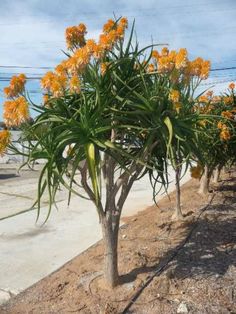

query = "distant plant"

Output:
[[190, 85, 236, 194]]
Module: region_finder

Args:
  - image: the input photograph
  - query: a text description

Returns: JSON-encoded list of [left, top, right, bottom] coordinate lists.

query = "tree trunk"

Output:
[[198, 165, 210, 194], [213, 165, 222, 184], [101, 216, 119, 288], [172, 167, 184, 220]]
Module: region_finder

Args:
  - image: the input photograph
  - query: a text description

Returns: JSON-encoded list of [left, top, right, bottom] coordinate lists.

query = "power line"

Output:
[[0, 64, 236, 72], [0, 66, 234, 83], [0, 65, 53, 70], [211, 66, 236, 72], [201, 78, 236, 86]]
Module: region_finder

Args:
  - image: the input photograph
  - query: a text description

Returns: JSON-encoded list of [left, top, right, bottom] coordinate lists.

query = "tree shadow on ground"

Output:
[[216, 184, 236, 193], [121, 201, 236, 285], [170, 214, 236, 280], [0, 173, 18, 180]]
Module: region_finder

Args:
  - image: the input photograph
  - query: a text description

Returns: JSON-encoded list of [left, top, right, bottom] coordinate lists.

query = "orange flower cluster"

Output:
[[66, 46, 91, 75], [147, 63, 155, 73], [4, 96, 29, 127], [4, 74, 26, 98], [229, 82, 235, 90], [98, 17, 128, 51], [169, 89, 180, 102], [190, 164, 202, 179], [221, 110, 234, 119], [100, 62, 110, 76], [65, 23, 87, 50], [169, 89, 182, 113], [70, 75, 80, 93], [151, 48, 210, 80], [188, 57, 210, 79], [103, 19, 116, 33], [217, 122, 231, 141], [220, 127, 231, 141], [0, 129, 11, 156], [3, 74, 29, 127], [223, 96, 234, 105], [41, 17, 129, 98], [41, 71, 67, 97]]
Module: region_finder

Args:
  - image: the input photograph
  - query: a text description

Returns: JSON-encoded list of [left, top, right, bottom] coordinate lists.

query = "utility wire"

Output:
[[0, 65, 236, 72]]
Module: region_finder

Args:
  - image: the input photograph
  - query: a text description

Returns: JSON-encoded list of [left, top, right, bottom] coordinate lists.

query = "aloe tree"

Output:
[[194, 88, 236, 194], [7, 18, 212, 287]]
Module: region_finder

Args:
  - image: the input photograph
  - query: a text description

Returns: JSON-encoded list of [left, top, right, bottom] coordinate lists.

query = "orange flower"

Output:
[[55, 62, 67, 75], [119, 17, 128, 28], [169, 89, 180, 102], [190, 164, 202, 179], [0, 129, 11, 156], [198, 95, 208, 103], [65, 46, 90, 75], [147, 63, 155, 73], [175, 48, 188, 69], [41, 71, 67, 97], [220, 127, 231, 141], [200, 60, 210, 79], [93, 43, 104, 59], [86, 39, 97, 53], [158, 56, 174, 73], [173, 102, 182, 113], [229, 82, 235, 90], [99, 32, 117, 50], [43, 94, 49, 104], [188, 57, 211, 79], [74, 46, 90, 67], [116, 17, 128, 38], [70, 76, 80, 93], [223, 96, 233, 105], [103, 19, 115, 33], [41, 71, 56, 90], [4, 73, 26, 98], [221, 111, 234, 119], [161, 47, 169, 56], [100, 62, 110, 75], [152, 50, 159, 60], [4, 96, 29, 127], [217, 121, 225, 129], [65, 23, 87, 50]]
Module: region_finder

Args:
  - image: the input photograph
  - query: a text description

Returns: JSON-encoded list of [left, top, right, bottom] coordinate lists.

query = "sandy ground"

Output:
[[1, 170, 235, 313], [0, 163, 190, 293]]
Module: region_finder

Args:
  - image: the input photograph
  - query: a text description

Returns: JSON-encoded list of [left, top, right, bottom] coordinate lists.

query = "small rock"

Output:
[[177, 302, 188, 313], [0, 290, 11, 305], [122, 234, 127, 239]]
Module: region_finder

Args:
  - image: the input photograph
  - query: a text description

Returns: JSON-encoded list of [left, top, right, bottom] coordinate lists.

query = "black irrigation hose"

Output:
[[121, 190, 218, 313]]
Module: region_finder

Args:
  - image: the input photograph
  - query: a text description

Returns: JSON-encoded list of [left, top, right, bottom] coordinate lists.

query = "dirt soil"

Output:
[[1, 170, 236, 314]]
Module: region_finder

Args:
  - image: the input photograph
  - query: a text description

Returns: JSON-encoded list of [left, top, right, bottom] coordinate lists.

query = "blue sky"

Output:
[[0, 0, 236, 119]]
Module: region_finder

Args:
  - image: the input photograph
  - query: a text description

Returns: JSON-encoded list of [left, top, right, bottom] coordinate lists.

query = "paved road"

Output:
[[0, 164, 190, 292]]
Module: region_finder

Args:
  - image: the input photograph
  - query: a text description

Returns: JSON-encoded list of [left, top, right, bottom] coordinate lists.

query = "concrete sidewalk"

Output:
[[0, 165, 190, 293]]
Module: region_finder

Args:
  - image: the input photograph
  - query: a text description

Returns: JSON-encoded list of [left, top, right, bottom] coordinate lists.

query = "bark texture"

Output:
[[101, 216, 119, 288], [172, 167, 184, 220], [198, 165, 212, 194]]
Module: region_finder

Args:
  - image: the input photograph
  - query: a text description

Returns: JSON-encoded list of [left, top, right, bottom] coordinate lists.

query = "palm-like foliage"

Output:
[[8, 19, 213, 287]]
